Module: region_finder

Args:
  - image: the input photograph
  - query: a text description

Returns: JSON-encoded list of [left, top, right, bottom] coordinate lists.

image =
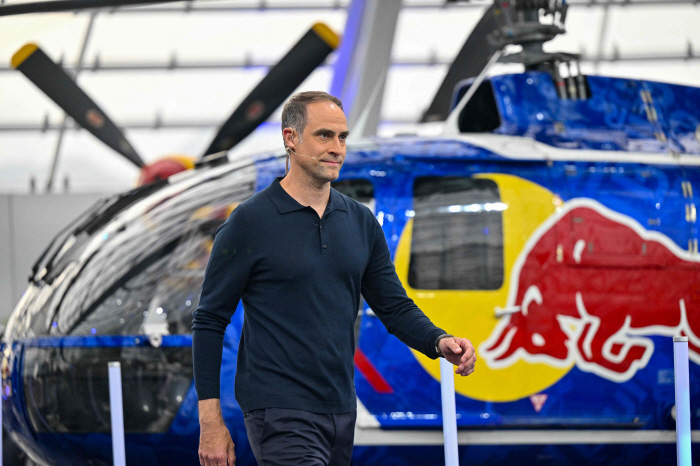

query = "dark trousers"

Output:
[[243, 407, 357, 466]]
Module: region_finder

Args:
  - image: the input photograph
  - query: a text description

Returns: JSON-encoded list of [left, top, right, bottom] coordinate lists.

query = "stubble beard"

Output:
[[300, 158, 342, 185]]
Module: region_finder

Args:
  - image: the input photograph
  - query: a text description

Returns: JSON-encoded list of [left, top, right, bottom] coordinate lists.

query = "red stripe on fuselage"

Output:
[[354, 348, 394, 394]]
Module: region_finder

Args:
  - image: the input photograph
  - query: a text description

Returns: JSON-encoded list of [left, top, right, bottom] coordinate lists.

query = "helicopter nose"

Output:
[[137, 156, 195, 186]]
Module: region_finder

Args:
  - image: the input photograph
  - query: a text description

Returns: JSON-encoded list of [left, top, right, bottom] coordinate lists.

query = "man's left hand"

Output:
[[438, 337, 476, 377]]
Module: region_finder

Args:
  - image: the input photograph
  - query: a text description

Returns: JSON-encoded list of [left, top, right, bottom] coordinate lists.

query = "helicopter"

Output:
[[3, 0, 700, 464]]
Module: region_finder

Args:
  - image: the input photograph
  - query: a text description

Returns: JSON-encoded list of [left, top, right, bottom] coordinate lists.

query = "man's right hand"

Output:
[[198, 399, 236, 466]]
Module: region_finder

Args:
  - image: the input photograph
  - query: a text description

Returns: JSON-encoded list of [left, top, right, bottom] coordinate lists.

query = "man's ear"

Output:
[[283, 128, 295, 150]]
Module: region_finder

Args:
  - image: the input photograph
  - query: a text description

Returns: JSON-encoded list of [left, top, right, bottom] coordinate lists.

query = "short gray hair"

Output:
[[281, 91, 343, 146]]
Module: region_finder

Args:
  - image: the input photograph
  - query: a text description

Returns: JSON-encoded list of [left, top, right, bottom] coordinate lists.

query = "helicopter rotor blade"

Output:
[[203, 23, 339, 157], [421, 4, 498, 123], [12, 43, 145, 168], [0, 0, 181, 17]]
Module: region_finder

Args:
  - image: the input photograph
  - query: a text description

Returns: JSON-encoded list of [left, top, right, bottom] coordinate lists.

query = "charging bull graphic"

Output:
[[481, 198, 700, 383]]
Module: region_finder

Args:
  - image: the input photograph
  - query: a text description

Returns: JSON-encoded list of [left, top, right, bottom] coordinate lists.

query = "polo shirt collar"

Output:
[[268, 176, 347, 214]]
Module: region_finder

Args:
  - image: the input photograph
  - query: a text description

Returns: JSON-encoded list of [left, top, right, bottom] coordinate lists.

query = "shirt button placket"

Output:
[[320, 220, 330, 255]]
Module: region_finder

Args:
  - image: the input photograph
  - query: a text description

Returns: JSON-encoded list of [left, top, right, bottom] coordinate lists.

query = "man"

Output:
[[192, 91, 476, 466]]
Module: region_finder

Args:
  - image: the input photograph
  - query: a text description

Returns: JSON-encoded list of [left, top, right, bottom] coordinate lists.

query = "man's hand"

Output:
[[198, 399, 236, 466], [438, 337, 476, 377]]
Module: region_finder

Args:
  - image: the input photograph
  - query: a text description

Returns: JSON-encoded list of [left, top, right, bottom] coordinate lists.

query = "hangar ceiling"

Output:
[[1, 0, 699, 193]]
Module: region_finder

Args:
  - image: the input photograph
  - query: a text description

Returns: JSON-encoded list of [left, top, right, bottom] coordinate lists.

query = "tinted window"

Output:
[[332, 178, 375, 213], [454, 81, 501, 133], [24, 346, 192, 433], [408, 177, 504, 290]]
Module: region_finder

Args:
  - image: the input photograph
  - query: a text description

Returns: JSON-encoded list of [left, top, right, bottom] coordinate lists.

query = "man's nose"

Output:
[[329, 136, 343, 155]]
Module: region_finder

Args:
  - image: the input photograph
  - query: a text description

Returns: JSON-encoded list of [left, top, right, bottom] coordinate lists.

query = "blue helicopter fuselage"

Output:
[[3, 71, 700, 465]]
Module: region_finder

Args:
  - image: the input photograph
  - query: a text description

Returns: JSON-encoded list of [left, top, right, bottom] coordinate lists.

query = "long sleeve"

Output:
[[360, 216, 445, 359], [192, 206, 253, 400]]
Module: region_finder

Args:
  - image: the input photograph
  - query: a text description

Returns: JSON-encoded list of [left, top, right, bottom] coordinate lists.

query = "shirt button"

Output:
[[320, 225, 323, 229], [323, 245, 327, 249]]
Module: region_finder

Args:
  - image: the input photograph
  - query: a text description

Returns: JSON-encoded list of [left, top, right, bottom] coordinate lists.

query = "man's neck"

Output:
[[279, 169, 331, 211]]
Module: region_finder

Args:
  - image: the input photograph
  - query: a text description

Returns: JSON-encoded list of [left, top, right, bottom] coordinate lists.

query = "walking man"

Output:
[[192, 91, 477, 466]]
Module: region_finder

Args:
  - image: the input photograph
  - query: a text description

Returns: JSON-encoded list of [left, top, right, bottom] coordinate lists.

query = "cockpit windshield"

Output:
[[52, 165, 257, 336]]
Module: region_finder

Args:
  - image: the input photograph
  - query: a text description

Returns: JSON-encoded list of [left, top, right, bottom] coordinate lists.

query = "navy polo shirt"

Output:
[[192, 176, 445, 414]]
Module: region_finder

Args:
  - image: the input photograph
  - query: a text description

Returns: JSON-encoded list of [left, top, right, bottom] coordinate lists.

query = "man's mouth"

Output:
[[321, 161, 340, 166]]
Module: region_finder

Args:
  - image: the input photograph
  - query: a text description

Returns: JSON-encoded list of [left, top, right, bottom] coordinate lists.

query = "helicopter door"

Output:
[[330, 177, 376, 348], [331, 178, 376, 356], [391, 168, 571, 424]]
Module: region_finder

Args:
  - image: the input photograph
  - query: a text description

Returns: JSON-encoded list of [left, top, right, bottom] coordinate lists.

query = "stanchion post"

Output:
[[440, 358, 459, 466], [673, 336, 692, 466], [1, 380, 3, 466], [108, 361, 126, 466]]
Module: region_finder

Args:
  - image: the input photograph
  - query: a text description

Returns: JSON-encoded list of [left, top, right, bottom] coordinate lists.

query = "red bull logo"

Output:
[[481, 198, 700, 383]]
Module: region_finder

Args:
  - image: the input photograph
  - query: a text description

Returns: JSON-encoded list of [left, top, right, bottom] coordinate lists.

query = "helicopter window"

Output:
[[332, 178, 375, 213], [54, 165, 257, 336], [23, 345, 192, 434], [408, 176, 504, 290], [454, 81, 501, 133]]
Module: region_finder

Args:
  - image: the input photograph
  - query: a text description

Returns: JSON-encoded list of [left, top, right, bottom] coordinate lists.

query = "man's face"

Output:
[[289, 101, 348, 183]]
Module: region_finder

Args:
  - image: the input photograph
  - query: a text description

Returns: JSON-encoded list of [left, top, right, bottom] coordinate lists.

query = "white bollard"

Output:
[[108, 362, 126, 466], [673, 336, 692, 466], [1, 381, 3, 466], [440, 358, 459, 466]]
